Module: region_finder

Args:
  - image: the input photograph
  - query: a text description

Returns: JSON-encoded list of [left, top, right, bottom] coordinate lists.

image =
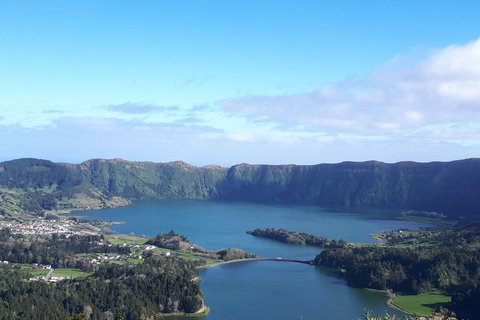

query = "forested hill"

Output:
[[1, 158, 480, 219]]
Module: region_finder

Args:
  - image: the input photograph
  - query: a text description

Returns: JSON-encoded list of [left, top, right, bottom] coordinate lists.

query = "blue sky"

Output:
[[1, 1, 480, 166]]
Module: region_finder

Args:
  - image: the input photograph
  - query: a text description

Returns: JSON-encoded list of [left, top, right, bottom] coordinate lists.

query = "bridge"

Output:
[[212, 257, 315, 267], [255, 258, 314, 265]]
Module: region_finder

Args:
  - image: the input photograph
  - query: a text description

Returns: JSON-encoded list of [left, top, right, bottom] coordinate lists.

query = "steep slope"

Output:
[[76, 159, 228, 199], [216, 159, 480, 217]]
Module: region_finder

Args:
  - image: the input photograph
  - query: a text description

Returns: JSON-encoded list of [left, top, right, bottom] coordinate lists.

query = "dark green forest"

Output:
[[0, 228, 205, 319], [0, 229, 129, 269], [0, 257, 202, 320], [2, 157, 480, 219], [314, 224, 480, 319], [0, 227, 255, 319]]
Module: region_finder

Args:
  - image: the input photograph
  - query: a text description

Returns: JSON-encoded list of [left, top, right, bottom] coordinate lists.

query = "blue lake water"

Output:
[[81, 200, 430, 320]]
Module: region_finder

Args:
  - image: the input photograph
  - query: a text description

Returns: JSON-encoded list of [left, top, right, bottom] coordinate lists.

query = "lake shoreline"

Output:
[[160, 305, 211, 318], [385, 292, 418, 316]]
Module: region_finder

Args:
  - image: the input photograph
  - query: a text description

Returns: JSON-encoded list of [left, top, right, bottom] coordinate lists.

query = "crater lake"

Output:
[[80, 200, 430, 320]]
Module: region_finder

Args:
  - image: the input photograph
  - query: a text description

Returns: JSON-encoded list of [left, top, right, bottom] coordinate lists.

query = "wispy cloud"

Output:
[[0, 122, 23, 133], [42, 109, 66, 114], [1, 117, 476, 166], [220, 38, 480, 142], [4, 39, 480, 166], [170, 117, 205, 125], [55, 117, 221, 138], [413, 126, 480, 141], [189, 104, 212, 112], [104, 102, 179, 114], [201, 131, 335, 146], [178, 76, 212, 89]]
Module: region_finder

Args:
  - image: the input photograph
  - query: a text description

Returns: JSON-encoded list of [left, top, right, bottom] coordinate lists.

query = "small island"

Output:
[[247, 227, 347, 248]]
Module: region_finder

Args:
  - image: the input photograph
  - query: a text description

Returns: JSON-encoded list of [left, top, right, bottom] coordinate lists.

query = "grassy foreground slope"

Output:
[[392, 292, 451, 316], [1, 158, 480, 219]]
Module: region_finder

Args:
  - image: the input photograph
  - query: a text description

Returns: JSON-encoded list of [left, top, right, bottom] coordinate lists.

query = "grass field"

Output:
[[75, 253, 95, 259], [106, 234, 148, 245], [20, 265, 50, 277], [126, 258, 144, 264], [52, 268, 93, 278], [392, 292, 451, 316], [0, 188, 25, 216]]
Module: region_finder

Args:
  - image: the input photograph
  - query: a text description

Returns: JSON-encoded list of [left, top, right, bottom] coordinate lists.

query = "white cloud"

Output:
[[220, 38, 480, 141], [225, 132, 256, 142], [421, 39, 480, 78], [3, 39, 480, 165]]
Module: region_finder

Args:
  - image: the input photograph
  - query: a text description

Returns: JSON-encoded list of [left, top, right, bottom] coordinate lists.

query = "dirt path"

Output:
[[194, 304, 207, 314]]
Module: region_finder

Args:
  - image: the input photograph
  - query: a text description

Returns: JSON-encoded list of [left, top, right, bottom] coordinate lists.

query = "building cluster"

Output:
[[89, 253, 123, 264], [29, 276, 68, 283], [48, 276, 67, 283], [31, 263, 52, 270], [87, 246, 170, 265], [130, 244, 158, 251], [0, 220, 98, 237]]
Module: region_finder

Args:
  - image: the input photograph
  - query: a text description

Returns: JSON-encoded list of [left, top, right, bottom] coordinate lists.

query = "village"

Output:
[[0, 218, 177, 284], [21, 242, 171, 283], [0, 218, 100, 237]]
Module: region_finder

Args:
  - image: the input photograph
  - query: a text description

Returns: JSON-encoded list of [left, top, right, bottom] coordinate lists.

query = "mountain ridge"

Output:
[[1, 157, 479, 219]]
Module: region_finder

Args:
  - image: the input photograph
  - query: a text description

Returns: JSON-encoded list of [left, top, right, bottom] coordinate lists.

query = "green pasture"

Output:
[[52, 268, 93, 278], [393, 292, 451, 316], [106, 234, 148, 245], [21, 265, 50, 277]]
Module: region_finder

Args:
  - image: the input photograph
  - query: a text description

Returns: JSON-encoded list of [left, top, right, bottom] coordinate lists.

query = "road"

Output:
[[44, 268, 54, 281]]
